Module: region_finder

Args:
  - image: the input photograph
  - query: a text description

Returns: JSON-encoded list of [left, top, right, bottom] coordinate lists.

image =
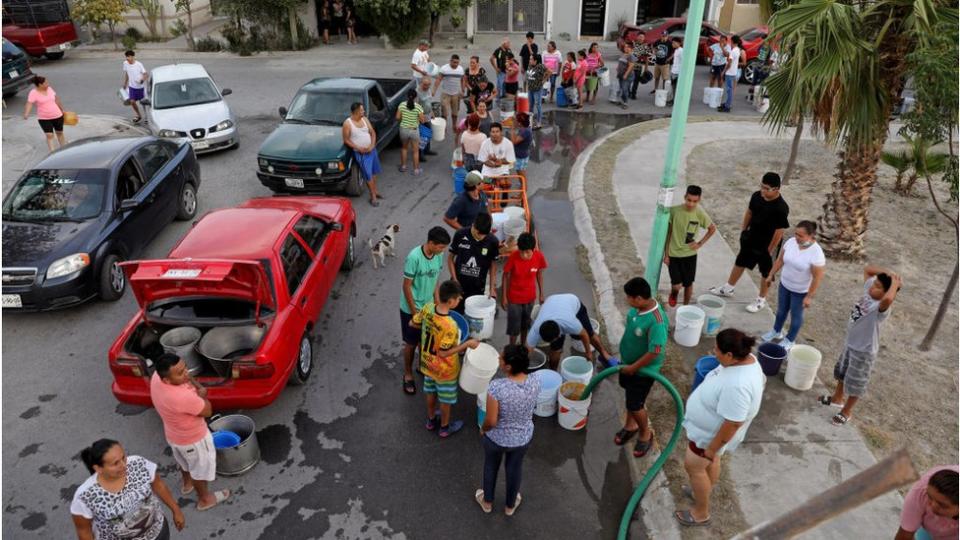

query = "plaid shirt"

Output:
[[632, 42, 653, 64]]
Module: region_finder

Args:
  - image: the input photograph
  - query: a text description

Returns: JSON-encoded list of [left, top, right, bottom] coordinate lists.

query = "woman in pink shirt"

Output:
[[896, 466, 958, 540], [574, 49, 589, 111], [585, 42, 604, 104], [23, 75, 67, 152]]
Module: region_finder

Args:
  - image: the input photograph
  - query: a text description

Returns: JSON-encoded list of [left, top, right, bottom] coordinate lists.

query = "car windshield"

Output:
[[738, 28, 766, 41], [152, 77, 221, 109], [2, 38, 23, 59], [638, 18, 668, 31], [2, 169, 107, 221], [285, 90, 354, 125]]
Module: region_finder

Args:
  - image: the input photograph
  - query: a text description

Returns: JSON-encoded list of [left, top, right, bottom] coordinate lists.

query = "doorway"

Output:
[[579, 0, 606, 37]]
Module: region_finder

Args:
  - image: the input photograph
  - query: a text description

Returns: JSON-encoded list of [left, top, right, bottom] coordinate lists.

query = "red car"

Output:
[[108, 196, 357, 409], [617, 18, 726, 64], [707, 25, 772, 84], [2, 0, 78, 60]]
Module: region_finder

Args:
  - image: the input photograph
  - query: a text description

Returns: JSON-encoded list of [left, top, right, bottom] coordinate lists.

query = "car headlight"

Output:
[[267, 165, 275, 173], [46, 253, 90, 279], [158, 129, 185, 138], [328, 162, 344, 171], [315, 167, 324, 176], [214, 119, 234, 132], [258, 158, 269, 168]]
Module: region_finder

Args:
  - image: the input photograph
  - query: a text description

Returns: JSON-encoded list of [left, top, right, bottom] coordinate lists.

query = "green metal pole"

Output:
[[642, 0, 710, 291]]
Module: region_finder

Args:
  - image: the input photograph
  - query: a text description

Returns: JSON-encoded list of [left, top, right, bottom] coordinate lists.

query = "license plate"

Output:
[[2, 294, 23, 308], [8, 69, 18, 78], [191, 140, 210, 150], [163, 269, 201, 279], [284, 178, 305, 189], [59, 42, 71, 50]]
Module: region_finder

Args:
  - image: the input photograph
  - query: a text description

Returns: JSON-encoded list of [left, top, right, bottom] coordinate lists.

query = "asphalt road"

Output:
[[1, 50, 666, 538]]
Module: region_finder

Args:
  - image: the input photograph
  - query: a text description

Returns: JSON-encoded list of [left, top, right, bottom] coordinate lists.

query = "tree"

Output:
[[426, 0, 472, 44], [174, 0, 196, 49], [129, 0, 162, 39], [73, 0, 126, 49], [881, 134, 949, 195], [354, 0, 472, 46], [763, 0, 951, 259]]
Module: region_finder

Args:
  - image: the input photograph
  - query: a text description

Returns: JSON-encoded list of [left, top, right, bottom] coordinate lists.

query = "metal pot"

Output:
[[208, 414, 260, 476], [159, 327, 204, 375], [197, 325, 266, 378]]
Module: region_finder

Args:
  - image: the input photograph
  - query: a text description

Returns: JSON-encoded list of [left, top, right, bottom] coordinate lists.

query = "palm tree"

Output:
[[880, 149, 912, 192], [762, 0, 949, 258]]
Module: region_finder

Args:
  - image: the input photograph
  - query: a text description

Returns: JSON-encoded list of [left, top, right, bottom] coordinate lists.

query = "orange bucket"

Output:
[[63, 111, 78, 126]]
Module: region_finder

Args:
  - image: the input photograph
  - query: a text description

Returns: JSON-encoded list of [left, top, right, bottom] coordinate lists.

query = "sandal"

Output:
[[425, 413, 440, 431], [832, 412, 849, 426], [505, 493, 522, 516], [614, 428, 638, 446], [181, 482, 194, 496], [475, 489, 492, 513], [197, 489, 230, 511], [633, 433, 654, 458], [675, 509, 710, 527], [369, 199, 380, 207], [818, 395, 843, 408], [403, 377, 416, 395]]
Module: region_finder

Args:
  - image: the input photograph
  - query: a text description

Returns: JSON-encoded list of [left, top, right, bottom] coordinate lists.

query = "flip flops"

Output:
[[832, 412, 849, 426], [818, 395, 843, 408], [403, 377, 416, 395], [633, 432, 655, 458], [675, 510, 710, 527], [197, 489, 230, 511], [505, 493, 522, 516], [181, 483, 194, 496], [614, 428, 638, 446], [439, 420, 464, 438]]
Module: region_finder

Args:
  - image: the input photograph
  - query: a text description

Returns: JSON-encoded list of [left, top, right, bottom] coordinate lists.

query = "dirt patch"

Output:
[[686, 138, 960, 474]]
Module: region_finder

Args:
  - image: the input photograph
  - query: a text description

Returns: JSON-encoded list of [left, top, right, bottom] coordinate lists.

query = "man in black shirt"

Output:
[[443, 172, 489, 229], [448, 212, 500, 313], [709, 172, 790, 313], [490, 38, 512, 103], [651, 32, 672, 93], [519, 31, 539, 89]]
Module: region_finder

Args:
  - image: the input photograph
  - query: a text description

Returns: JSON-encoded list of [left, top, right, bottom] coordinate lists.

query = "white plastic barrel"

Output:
[[491, 212, 510, 242], [706, 88, 723, 108], [697, 294, 726, 337], [503, 218, 525, 239], [674, 305, 705, 347], [755, 97, 770, 113], [560, 356, 593, 385], [558, 381, 591, 430], [503, 206, 525, 221], [531, 369, 562, 417], [430, 117, 446, 142], [570, 318, 600, 353], [464, 295, 497, 340], [654, 89, 669, 107], [784, 345, 822, 391], [459, 342, 500, 394]]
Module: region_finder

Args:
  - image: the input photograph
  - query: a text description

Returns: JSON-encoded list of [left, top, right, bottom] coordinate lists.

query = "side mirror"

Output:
[[331, 222, 344, 232], [278, 106, 287, 117], [119, 198, 139, 211], [140, 98, 151, 106], [221, 88, 232, 96]]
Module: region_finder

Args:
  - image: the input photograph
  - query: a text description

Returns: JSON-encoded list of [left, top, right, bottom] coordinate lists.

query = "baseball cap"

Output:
[[465, 171, 484, 187], [419, 39, 430, 47]]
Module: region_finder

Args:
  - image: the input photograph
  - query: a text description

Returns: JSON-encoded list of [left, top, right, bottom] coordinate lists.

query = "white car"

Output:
[[144, 63, 238, 154]]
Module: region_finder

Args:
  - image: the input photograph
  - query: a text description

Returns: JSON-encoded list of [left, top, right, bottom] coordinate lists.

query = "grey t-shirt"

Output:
[[845, 277, 890, 354]]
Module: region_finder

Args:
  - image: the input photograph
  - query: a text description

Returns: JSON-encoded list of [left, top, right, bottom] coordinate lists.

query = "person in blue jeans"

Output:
[[524, 54, 548, 128], [490, 39, 511, 104], [719, 36, 742, 113], [761, 221, 826, 349], [476, 345, 541, 516], [616, 42, 636, 109]]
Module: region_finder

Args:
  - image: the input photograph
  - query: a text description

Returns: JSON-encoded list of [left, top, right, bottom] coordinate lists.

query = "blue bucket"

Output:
[[758, 342, 788, 376], [452, 167, 466, 194], [556, 86, 568, 107], [449, 310, 470, 344], [212, 430, 241, 449], [692, 355, 719, 392]]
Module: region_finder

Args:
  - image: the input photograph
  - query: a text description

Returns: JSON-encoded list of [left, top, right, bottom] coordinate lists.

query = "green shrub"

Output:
[[121, 35, 137, 50], [124, 27, 143, 40], [170, 19, 188, 38], [194, 36, 223, 52]]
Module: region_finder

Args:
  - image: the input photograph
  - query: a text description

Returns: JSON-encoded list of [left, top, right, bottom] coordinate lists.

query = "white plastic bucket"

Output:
[[560, 355, 593, 385], [430, 117, 446, 142], [558, 381, 591, 430], [706, 87, 723, 108], [755, 97, 770, 113], [702, 87, 711, 104], [608, 85, 621, 103], [491, 212, 511, 242], [697, 294, 726, 337], [503, 218, 525, 239], [464, 295, 497, 340], [597, 67, 610, 87], [674, 305, 705, 347], [459, 342, 500, 394], [784, 345, 822, 391], [503, 206, 525, 221], [570, 318, 600, 353], [654, 89, 669, 107], [531, 369, 562, 417]]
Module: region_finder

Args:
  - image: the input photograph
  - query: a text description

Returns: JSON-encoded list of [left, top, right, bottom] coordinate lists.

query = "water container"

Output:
[[702, 87, 711, 104], [558, 381, 591, 430], [516, 92, 530, 113], [692, 355, 720, 392], [208, 414, 260, 476], [160, 327, 204, 375], [560, 356, 593, 385], [706, 87, 723, 108], [697, 294, 726, 337], [757, 342, 788, 376], [464, 295, 497, 340], [212, 430, 241, 449], [451, 148, 463, 169], [430, 117, 446, 142], [452, 166, 466, 194], [655, 89, 669, 107], [503, 218, 526, 239], [491, 212, 511, 242], [570, 318, 600, 353], [459, 342, 500, 394], [556, 87, 568, 107], [755, 97, 770, 113], [527, 349, 547, 372], [531, 369, 562, 417], [477, 391, 486, 427], [503, 206, 525, 221], [597, 67, 610, 87], [673, 305, 705, 347], [784, 345, 822, 391], [449, 310, 470, 344], [608, 85, 621, 103]]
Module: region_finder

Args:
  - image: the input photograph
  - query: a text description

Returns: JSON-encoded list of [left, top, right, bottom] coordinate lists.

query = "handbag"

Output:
[[638, 69, 653, 84]]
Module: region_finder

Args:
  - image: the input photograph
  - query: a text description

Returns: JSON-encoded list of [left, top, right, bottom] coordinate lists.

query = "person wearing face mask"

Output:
[[760, 220, 826, 350], [896, 467, 958, 540]]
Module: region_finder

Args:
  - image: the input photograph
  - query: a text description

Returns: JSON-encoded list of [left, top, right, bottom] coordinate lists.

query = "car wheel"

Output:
[[742, 60, 761, 85], [44, 52, 65, 60], [341, 228, 356, 271], [344, 165, 363, 197], [288, 332, 314, 385], [176, 182, 198, 221], [98, 254, 126, 301]]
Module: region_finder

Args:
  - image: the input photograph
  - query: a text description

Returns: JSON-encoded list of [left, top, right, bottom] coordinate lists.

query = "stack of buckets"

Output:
[[557, 356, 593, 430], [462, 343, 500, 427]]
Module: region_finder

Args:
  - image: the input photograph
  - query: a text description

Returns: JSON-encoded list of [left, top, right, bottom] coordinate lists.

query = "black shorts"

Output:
[[400, 309, 420, 346], [668, 255, 697, 287], [504, 82, 519, 95], [710, 65, 725, 77], [619, 373, 656, 411], [38, 116, 64, 133], [548, 302, 594, 351], [735, 232, 774, 277], [506, 302, 534, 336]]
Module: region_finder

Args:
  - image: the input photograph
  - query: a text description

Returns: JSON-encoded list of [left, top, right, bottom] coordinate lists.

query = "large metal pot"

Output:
[[208, 414, 260, 476], [197, 325, 266, 377], [159, 327, 204, 375]]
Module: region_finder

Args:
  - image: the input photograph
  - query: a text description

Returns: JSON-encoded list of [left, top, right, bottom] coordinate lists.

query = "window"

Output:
[[116, 158, 145, 202], [280, 234, 312, 297], [293, 216, 329, 255], [367, 88, 384, 113], [476, 0, 544, 33], [2, 169, 107, 221], [151, 77, 222, 110], [134, 143, 172, 181]]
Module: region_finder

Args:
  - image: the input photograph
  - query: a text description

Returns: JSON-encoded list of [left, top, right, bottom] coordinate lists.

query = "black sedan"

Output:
[[2, 136, 201, 311]]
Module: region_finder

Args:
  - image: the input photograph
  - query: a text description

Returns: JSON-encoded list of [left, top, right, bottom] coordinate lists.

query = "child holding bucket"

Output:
[[411, 280, 480, 438], [615, 278, 668, 458]]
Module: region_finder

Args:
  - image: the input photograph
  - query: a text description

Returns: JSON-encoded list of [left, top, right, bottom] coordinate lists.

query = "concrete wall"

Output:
[[552, 0, 578, 40], [604, 0, 636, 40], [121, 0, 213, 38], [729, 4, 761, 32]]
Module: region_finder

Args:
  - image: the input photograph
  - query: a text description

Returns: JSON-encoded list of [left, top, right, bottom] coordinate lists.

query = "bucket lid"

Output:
[[466, 343, 499, 369]]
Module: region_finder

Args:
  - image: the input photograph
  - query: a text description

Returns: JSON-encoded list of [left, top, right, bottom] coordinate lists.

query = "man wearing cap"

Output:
[[444, 171, 489, 229], [651, 32, 672, 94], [411, 40, 431, 82]]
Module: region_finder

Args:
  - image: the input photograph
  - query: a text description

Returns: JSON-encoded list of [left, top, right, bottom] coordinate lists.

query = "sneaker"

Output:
[[780, 338, 795, 350], [761, 329, 784, 342], [668, 290, 679, 308], [439, 420, 464, 438], [708, 285, 735, 298], [745, 297, 767, 313]]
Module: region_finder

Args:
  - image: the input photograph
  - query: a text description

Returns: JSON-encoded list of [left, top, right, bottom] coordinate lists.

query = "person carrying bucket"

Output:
[[447, 212, 500, 314], [663, 185, 717, 307], [411, 280, 480, 438], [525, 293, 612, 370], [614, 278, 668, 458]]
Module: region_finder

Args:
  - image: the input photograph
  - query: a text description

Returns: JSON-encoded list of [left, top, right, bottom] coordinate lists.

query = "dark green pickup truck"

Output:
[[256, 77, 414, 196]]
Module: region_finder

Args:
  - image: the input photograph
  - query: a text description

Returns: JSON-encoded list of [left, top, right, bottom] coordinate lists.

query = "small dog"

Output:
[[368, 224, 400, 269]]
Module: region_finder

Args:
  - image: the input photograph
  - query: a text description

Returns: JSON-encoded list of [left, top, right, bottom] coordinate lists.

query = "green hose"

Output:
[[578, 365, 685, 540]]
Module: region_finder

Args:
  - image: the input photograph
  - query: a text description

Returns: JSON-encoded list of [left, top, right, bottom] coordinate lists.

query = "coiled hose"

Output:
[[579, 365, 685, 540]]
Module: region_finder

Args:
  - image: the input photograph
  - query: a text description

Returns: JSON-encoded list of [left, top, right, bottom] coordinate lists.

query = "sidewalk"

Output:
[[571, 118, 904, 538]]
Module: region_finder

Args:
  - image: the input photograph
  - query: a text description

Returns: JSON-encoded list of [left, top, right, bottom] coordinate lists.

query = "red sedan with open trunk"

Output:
[[108, 196, 357, 409]]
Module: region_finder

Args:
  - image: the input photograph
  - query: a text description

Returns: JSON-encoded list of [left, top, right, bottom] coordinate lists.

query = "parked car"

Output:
[[2, 37, 33, 98], [617, 18, 726, 63], [257, 77, 414, 196], [108, 196, 358, 409], [141, 63, 238, 154], [2, 0, 78, 60], [1, 136, 201, 311], [708, 25, 772, 84]]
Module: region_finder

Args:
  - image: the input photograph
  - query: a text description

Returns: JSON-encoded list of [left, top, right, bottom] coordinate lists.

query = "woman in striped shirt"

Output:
[[395, 88, 426, 175]]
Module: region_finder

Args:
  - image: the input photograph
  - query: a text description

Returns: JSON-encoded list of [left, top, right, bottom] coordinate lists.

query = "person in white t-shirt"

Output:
[[477, 122, 515, 179], [411, 40, 431, 81], [761, 221, 826, 349], [667, 37, 683, 106], [122, 50, 148, 123], [433, 54, 465, 141], [719, 35, 741, 112]]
